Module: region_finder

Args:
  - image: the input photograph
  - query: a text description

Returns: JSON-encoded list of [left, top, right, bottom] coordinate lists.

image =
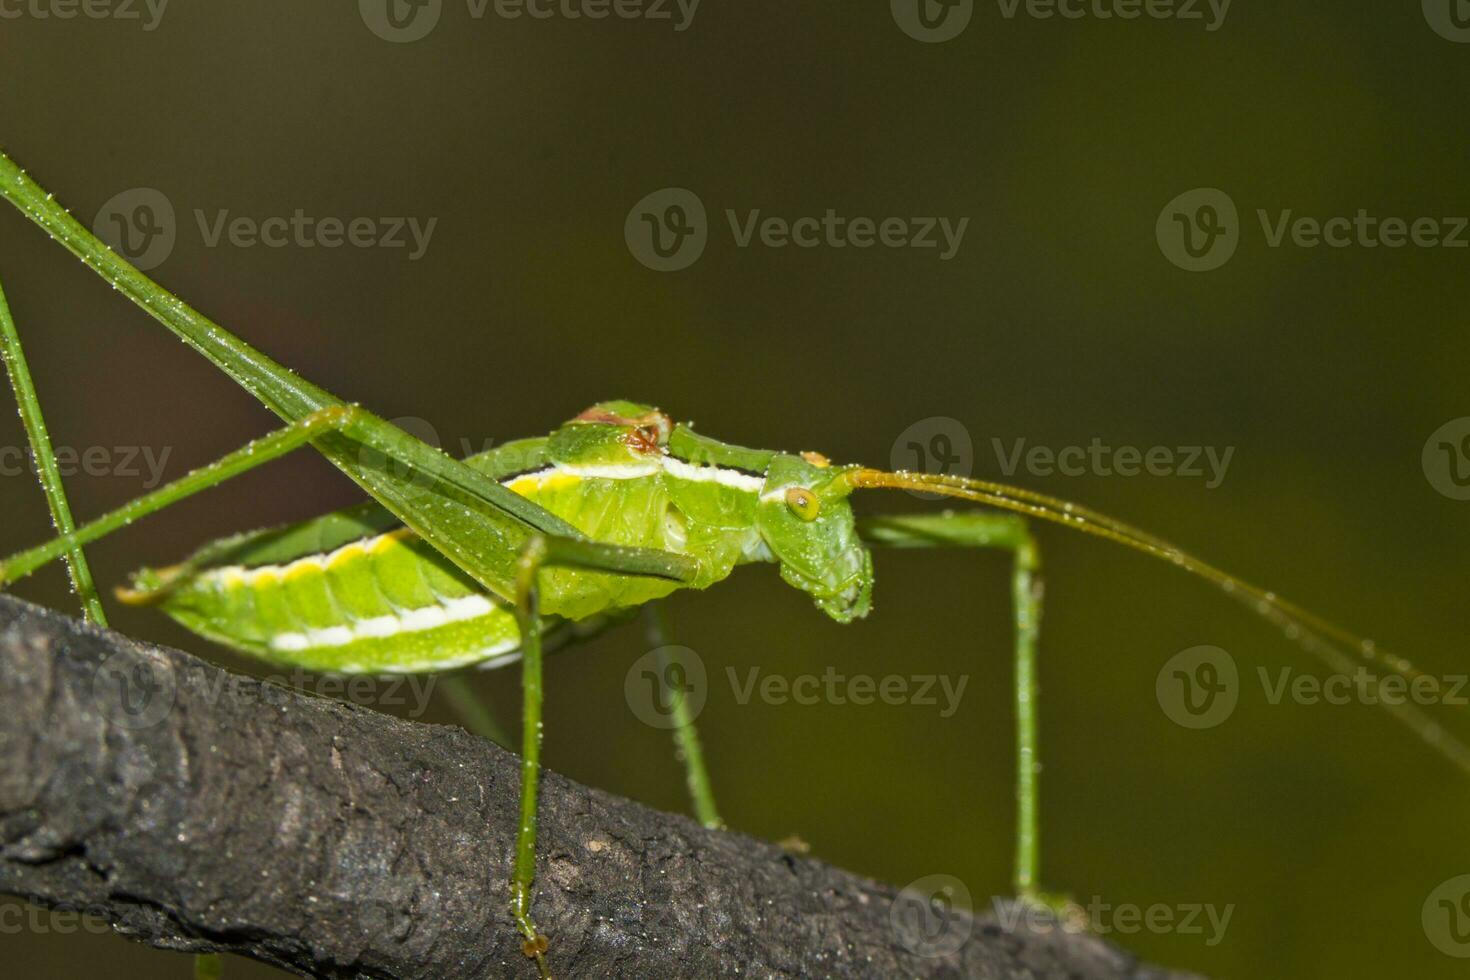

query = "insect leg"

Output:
[[506, 537, 698, 978], [439, 675, 513, 747], [0, 274, 107, 623], [646, 603, 723, 829], [857, 511, 1046, 903], [0, 406, 371, 587]]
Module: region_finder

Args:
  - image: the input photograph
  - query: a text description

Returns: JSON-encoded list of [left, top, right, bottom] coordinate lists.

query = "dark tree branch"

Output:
[[0, 594, 1202, 979]]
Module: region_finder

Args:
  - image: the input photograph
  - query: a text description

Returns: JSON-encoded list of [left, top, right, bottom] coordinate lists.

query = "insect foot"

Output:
[[512, 879, 552, 979], [1017, 890, 1090, 934], [521, 932, 551, 977]]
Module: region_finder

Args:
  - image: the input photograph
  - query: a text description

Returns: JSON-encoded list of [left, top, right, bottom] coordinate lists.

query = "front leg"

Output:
[[857, 511, 1049, 904]]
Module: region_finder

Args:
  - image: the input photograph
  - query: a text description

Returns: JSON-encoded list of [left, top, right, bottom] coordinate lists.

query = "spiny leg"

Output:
[[1, 274, 224, 980], [440, 675, 513, 747], [857, 511, 1046, 903], [0, 406, 372, 587], [645, 603, 723, 829], [511, 538, 552, 977], [0, 275, 108, 623], [509, 536, 697, 979]]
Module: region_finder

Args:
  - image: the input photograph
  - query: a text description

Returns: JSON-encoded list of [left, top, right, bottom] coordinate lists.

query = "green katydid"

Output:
[[1, 147, 1467, 980]]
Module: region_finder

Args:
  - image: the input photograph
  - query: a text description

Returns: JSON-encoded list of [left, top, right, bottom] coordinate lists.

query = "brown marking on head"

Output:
[[623, 424, 665, 455], [800, 451, 831, 468], [576, 405, 673, 454]]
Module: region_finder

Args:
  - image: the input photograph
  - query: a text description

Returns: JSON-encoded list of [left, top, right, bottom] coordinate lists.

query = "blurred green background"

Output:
[[3, 3, 1469, 977]]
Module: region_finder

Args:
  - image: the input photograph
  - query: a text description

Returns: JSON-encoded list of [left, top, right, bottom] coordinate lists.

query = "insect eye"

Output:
[[784, 487, 821, 521]]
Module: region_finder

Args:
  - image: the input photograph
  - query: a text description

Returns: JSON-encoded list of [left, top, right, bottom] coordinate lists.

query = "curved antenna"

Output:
[[846, 468, 1470, 776]]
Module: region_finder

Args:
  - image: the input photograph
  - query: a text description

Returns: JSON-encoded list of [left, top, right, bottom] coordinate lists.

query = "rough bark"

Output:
[[0, 594, 1201, 979]]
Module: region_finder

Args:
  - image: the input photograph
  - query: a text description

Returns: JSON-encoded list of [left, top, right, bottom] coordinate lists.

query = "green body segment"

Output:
[[135, 406, 778, 673]]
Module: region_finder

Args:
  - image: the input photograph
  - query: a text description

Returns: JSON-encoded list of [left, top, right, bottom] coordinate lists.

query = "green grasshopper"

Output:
[[1, 147, 1466, 979]]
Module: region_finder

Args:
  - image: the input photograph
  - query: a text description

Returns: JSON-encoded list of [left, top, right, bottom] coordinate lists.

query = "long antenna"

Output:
[[847, 468, 1470, 775]]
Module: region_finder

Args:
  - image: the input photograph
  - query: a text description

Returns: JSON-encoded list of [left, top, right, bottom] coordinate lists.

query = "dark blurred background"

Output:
[[3, 3, 1469, 977]]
